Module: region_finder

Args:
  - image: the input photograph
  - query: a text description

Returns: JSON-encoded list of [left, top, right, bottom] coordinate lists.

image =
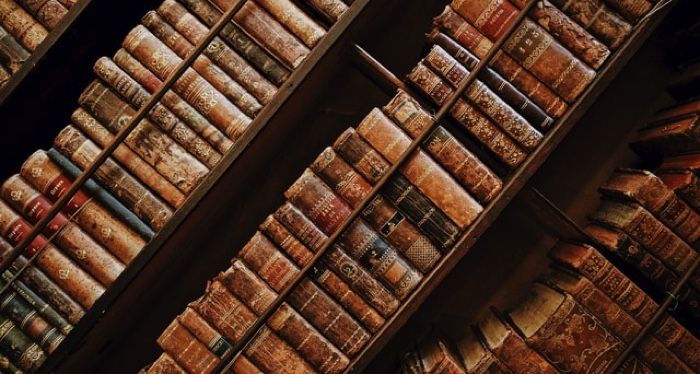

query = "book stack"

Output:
[[0, 0, 77, 87], [0, 0, 348, 371]]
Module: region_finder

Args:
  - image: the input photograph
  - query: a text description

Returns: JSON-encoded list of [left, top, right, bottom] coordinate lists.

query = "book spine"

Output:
[[155, 0, 277, 104], [178, 0, 291, 85], [408, 62, 528, 168], [332, 128, 390, 185], [451, 0, 520, 41], [148, 353, 187, 374], [310, 147, 374, 209], [287, 277, 371, 357], [218, 260, 278, 316], [303, 0, 348, 23], [0, 0, 47, 51], [0, 317, 45, 372], [37, 149, 155, 240], [259, 215, 315, 266], [53, 126, 174, 231], [238, 231, 300, 293], [529, 0, 611, 69], [16, 0, 67, 29], [141, 11, 263, 118], [274, 202, 328, 252], [548, 0, 632, 50], [193, 280, 257, 344], [229, 354, 264, 374], [177, 307, 232, 359], [121, 26, 250, 140], [604, 0, 652, 22], [254, 0, 326, 48], [93, 57, 222, 169], [157, 319, 219, 374], [0, 24, 28, 73], [0, 63, 9, 87], [428, 30, 554, 129], [267, 302, 349, 373], [484, 327, 558, 373], [433, 5, 493, 59], [243, 326, 317, 373]]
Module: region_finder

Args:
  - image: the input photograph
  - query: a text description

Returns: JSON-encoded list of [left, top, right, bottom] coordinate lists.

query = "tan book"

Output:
[[147, 353, 187, 374], [0, 0, 47, 51], [255, 0, 326, 48], [157, 319, 219, 374], [244, 326, 318, 373]]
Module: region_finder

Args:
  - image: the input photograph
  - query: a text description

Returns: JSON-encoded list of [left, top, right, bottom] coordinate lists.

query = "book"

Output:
[[449, 323, 512, 373], [147, 353, 187, 374], [303, 0, 348, 23], [0, 352, 22, 374], [529, 0, 611, 69], [259, 215, 315, 266], [177, 306, 232, 359], [310, 147, 373, 209], [285, 169, 352, 236], [254, 0, 326, 48], [238, 231, 299, 293], [155, 0, 277, 104], [547, 0, 632, 50], [0, 24, 28, 73], [228, 355, 263, 374], [651, 99, 700, 124], [274, 202, 327, 253], [331, 127, 390, 185], [407, 333, 465, 373], [0, 316, 46, 372], [157, 319, 219, 374], [631, 115, 700, 157], [218, 260, 277, 316], [0, 0, 47, 51], [658, 170, 700, 213], [243, 326, 317, 373], [605, 0, 653, 23], [15, 0, 67, 29], [193, 280, 257, 344], [449, 0, 519, 42]]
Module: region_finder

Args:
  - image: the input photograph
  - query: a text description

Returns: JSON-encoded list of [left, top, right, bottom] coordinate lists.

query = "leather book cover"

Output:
[[0, 316, 45, 372], [530, 0, 610, 69], [658, 153, 700, 173], [449, 324, 512, 373], [193, 280, 257, 344], [227, 355, 263, 374], [178, 0, 291, 85], [157, 319, 219, 374], [267, 302, 349, 373], [423, 45, 544, 151], [605, 0, 653, 22], [254, 0, 326, 48], [210, 0, 310, 69], [408, 62, 528, 168], [0, 24, 28, 73], [287, 277, 371, 357], [122, 26, 251, 140], [178, 306, 232, 359], [303, 0, 348, 23], [218, 260, 278, 316], [15, 0, 67, 29], [70, 109, 187, 209], [311, 147, 374, 208], [547, 0, 632, 50], [244, 325, 318, 373], [332, 128, 390, 185], [631, 115, 700, 157], [652, 99, 700, 124], [0, 0, 47, 51], [658, 170, 700, 213], [433, 6, 493, 59], [56, 0, 74, 7], [428, 31, 554, 128], [383, 90, 503, 203], [238, 231, 299, 292], [53, 125, 174, 231], [274, 202, 328, 252], [147, 353, 187, 374], [450, 0, 519, 42], [411, 333, 465, 373], [156, 0, 277, 104], [259, 215, 314, 266], [285, 169, 352, 236]]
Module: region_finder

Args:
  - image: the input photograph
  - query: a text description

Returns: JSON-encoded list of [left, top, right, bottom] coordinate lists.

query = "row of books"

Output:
[[0, 0, 77, 87], [0, 0, 350, 371], [142, 0, 660, 372]]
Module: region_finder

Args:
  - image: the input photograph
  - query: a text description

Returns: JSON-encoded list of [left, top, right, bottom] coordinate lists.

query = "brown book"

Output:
[[193, 280, 257, 344], [0, 201, 104, 309], [658, 170, 700, 213], [53, 125, 174, 231], [227, 355, 263, 374], [631, 115, 700, 157], [209, 0, 310, 69], [148, 353, 187, 374], [56, 0, 73, 8], [530, 0, 611, 69], [122, 26, 251, 140], [218, 260, 278, 316], [508, 285, 653, 373], [274, 201, 327, 252], [543, 271, 694, 373], [356, 108, 483, 228], [605, 0, 653, 23], [15, 0, 67, 29], [652, 99, 700, 124], [423, 46, 544, 151], [157, 319, 219, 374], [331, 127, 390, 185], [93, 57, 222, 169], [285, 169, 352, 236], [450, 0, 520, 42], [254, 0, 326, 48], [409, 333, 465, 373], [244, 326, 318, 373], [20, 152, 145, 263], [2, 175, 125, 286], [268, 303, 349, 373], [0, 24, 28, 73], [658, 153, 700, 173], [476, 311, 558, 373], [408, 62, 528, 168], [155, 0, 277, 104], [384, 89, 503, 203], [433, 6, 569, 117], [310, 147, 374, 209], [0, 63, 9, 87], [177, 307, 232, 358], [141, 11, 263, 118], [70, 110, 187, 209], [550, 242, 700, 370], [302, 0, 347, 23], [449, 323, 512, 373], [238, 231, 300, 293], [601, 169, 700, 244], [548, 0, 632, 50], [259, 215, 314, 266], [0, 0, 47, 51]]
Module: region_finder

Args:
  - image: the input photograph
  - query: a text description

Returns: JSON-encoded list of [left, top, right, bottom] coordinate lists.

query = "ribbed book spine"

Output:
[[193, 280, 257, 344], [178, 306, 232, 359], [148, 353, 187, 374], [243, 326, 317, 373], [303, 0, 347, 23], [254, 0, 326, 48], [0, 316, 46, 372], [548, 0, 632, 50], [0, 0, 48, 51], [157, 319, 219, 374], [15, 0, 67, 29], [450, 0, 519, 41]]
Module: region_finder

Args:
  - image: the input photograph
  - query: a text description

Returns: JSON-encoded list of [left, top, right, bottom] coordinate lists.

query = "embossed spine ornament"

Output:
[[0, 316, 46, 372], [658, 170, 700, 214], [285, 169, 352, 236], [303, 0, 348, 23], [0, 0, 47, 51], [157, 319, 219, 374], [15, 0, 67, 29], [243, 326, 317, 373], [548, 0, 632, 50], [193, 280, 257, 344], [254, 0, 326, 48]]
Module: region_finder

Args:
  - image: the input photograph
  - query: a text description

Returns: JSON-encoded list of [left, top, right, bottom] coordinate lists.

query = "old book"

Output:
[[227, 355, 263, 374], [543, 271, 694, 373], [422, 47, 544, 150], [177, 0, 291, 85], [605, 0, 653, 23], [600, 168, 700, 244], [70, 110, 187, 209], [53, 126, 174, 231], [2, 175, 125, 286], [407, 63, 528, 168], [658, 170, 700, 213], [0, 201, 104, 309], [0, 63, 9, 86], [287, 277, 371, 357], [254, 0, 326, 48], [210, 0, 311, 69], [652, 99, 700, 124], [448, 323, 512, 373], [274, 202, 328, 252], [0, 24, 28, 73], [409, 333, 465, 373], [631, 115, 700, 157], [178, 306, 232, 359], [55, 0, 73, 7], [548, 0, 632, 50], [155, 0, 276, 104], [218, 260, 277, 316], [310, 147, 373, 208], [530, 0, 610, 69], [434, 6, 569, 117], [109, 50, 233, 154], [142, 11, 263, 118], [285, 169, 352, 235], [476, 311, 558, 373], [243, 326, 318, 373], [384, 90, 503, 203], [331, 127, 390, 185], [121, 26, 251, 140], [549, 242, 700, 369], [428, 31, 554, 129], [450, 0, 519, 41], [259, 215, 314, 266], [193, 280, 257, 344], [302, 0, 347, 23], [658, 153, 700, 174], [0, 0, 47, 51], [26, 149, 154, 241], [508, 285, 653, 373], [148, 353, 187, 374], [267, 303, 349, 373], [0, 317, 45, 372], [356, 108, 483, 228], [158, 319, 219, 374], [93, 57, 222, 169], [16, 0, 67, 29], [9, 170, 144, 264], [238, 231, 299, 293]]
